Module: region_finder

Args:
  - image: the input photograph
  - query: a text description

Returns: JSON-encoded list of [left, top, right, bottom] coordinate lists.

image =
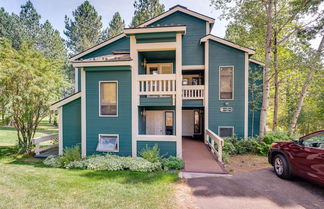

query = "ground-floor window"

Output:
[[218, 126, 234, 138], [96, 134, 119, 152]]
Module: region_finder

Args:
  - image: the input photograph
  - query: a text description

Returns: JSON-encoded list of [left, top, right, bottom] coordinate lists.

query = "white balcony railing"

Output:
[[182, 85, 204, 100], [138, 74, 176, 96]]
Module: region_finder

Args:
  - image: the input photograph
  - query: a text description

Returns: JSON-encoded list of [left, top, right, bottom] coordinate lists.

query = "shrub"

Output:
[[59, 146, 82, 167], [162, 156, 184, 170], [139, 144, 162, 163], [43, 155, 62, 168], [264, 129, 299, 144], [123, 157, 161, 172]]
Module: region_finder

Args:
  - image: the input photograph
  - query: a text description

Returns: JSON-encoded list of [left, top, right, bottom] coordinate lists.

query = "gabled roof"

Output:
[[50, 92, 81, 110], [138, 5, 215, 27], [200, 34, 255, 55], [249, 58, 265, 66]]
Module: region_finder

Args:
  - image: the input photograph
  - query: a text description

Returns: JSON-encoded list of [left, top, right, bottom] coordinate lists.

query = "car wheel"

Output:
[[273, 154, 291, 179]]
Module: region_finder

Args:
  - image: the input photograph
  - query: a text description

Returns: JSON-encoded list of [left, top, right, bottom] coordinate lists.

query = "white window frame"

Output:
[[219, 66, 234, 100], [99, 81, 118, 117], [97, 134, 119, 152], [218, 126, 234, 138], [146, 63, 173, 74]]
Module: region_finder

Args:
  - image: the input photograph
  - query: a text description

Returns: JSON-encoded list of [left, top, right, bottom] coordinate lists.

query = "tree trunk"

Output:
[[259, 0, 274, 141], [272, 32, 279, 131], [289, 36, 324, 133]]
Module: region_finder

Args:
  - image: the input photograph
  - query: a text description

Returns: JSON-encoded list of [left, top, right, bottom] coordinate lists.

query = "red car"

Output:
[[268, 130, 324, 186]]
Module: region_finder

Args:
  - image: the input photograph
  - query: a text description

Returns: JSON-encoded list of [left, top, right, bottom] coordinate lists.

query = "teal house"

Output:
[[50, 5, 264, 159]]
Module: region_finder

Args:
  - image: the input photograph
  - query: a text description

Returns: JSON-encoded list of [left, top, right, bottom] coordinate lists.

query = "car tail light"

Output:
[[271, 143, 278, 147]]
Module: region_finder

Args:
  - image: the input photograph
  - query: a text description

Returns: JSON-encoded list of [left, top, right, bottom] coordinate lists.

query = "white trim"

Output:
[[75, 68, 79, 93], [218, 126, 234, 138], [206, 22, 210, 34], [136, 135, 177, 142], [70, 34, 126, 61], [98, 81, 118, 117], [136, 42, 177, 51], [81, 68, 86, 158], [219, 66, 234, 100], [249, 59, 265, 66], [244, 53, 249, 138], [97, 134, 119, 152], [130, 35, 138, 157], [204, 40, 209, 132], [176, 33, 182, 158], [72, 61, 131, 68], [139, 6, 214, 27], [58, 107, 63, 156], [125, 26, 186, 34], [182, 65, 205, 70], [201, 35, 255, 54], [50, 92, 81, 110]]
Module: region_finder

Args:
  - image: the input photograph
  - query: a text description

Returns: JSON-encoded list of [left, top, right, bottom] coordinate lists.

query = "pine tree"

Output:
[[102, 12, 125, 40], [130, 0, 165, 27], [19, 0, 41, 41], [64, 0, 103, 53]]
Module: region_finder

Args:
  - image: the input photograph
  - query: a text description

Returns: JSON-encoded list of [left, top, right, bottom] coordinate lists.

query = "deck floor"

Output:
[[182, 137, 227, 174]]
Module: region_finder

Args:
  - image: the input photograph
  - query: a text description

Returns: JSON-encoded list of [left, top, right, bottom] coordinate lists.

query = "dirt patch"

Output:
[[225, 154, 271, 173], [175, 180, 198, 209]]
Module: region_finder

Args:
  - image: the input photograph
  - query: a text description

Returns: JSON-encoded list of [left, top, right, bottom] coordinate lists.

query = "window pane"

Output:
[[219, 127, 233, 138], [96, 135, 118, 152], [161, 65, 172, 74], [100, 82, 117, 115], [165, 111, 174, 135], [194, 110, 200, 134], [220, 67, 233, 99]]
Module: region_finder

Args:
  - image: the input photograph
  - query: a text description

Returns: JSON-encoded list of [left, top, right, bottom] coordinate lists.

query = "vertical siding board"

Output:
[[85, 68, 132, 156], [208, 40, 245, 138]]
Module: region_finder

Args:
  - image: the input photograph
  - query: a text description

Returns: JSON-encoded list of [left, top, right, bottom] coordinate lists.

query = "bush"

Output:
[[43, 155, 62, 168], [162, 156, 184, 170], [264, 129, 299, 144], [59, 146, 81, 167], [139, 144, 162, 163]]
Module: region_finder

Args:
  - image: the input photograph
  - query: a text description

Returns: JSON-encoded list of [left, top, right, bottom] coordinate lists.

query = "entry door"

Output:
[[146, 111, 164, 135], [182, 110, 194, 136]]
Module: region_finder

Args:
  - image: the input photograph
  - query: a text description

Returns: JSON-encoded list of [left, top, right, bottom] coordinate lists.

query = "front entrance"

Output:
[[182, 109, 203, 137], [146, 111, 164, 135]]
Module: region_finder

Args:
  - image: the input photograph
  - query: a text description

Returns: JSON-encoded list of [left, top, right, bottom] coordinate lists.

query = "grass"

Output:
[[0, 121, 58, 146], [0, 123, 181, 209]]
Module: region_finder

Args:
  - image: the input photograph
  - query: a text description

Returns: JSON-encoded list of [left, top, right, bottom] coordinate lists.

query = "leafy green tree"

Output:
[[0, 38, 66, 153], [102, 12, 125, 40], [64, 0, 103, 53], [130, 0, 165, 27]]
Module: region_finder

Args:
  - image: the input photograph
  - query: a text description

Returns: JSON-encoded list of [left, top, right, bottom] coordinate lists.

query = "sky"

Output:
[[0, 0, 228, 38], [0, 0, 320, 48]]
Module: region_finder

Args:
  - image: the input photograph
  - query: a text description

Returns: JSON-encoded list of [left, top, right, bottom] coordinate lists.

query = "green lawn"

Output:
[[0, 124, 180, 209], [0, 121, 58, 146]]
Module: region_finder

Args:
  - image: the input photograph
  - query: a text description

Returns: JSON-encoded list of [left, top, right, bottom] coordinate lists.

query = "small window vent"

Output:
[[220, 107, 233, 112]]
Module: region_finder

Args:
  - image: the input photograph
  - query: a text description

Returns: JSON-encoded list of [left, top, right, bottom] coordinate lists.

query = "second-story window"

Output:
[[219, 66, 234, 100], [100, 81, 118, 116]]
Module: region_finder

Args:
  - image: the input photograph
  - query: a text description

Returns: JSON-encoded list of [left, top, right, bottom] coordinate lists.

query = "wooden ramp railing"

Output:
[[205, 129, 224, 163], [33, 134, 59, 156]]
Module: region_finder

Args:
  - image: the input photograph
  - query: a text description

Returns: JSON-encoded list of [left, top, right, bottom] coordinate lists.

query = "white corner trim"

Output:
[[244, 53, 249, 138], [136, 42, 177, 51], [204, 40, 209, 133], [72, 61, 131, 68], [139, 6, 214, 27], [75, 68, 79, 93], [58, 107, 63, 156], [70, 34, 126, 61], [249, 59, 265, 66], [206, 22, 210, 34], [50, 92, 81, 110], [125, 26, 186, 34], [176, 33, 182, 158], [201, 35, 255, 55], [81, 68, 87, 158], [182, 65, 205, 70]]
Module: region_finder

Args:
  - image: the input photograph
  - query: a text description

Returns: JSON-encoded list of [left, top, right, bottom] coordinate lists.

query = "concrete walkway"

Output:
[[182, 137, 227, 174], [187, 168, 324, 209]]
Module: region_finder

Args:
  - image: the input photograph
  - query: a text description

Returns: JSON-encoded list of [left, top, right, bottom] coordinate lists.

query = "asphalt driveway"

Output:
[[187, 168, 324, 209]]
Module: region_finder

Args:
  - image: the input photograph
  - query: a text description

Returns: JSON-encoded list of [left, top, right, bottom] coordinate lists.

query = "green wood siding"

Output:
[[135, 32, 176, 43], [248, 62, 263, 137], [62, 98, 81, 148], [149, 11, 206, 65], [85, 67, 132, 156], [79, 36, 130, 60], [77, 68, 81, 92], [182, 100, 203, 107], [208, 40, 246, 138], [140, 97, 174, 106], [137, 141, 176, 157]]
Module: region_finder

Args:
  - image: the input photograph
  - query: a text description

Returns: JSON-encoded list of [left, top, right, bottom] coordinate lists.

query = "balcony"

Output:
[[182, 85, 204, 100]]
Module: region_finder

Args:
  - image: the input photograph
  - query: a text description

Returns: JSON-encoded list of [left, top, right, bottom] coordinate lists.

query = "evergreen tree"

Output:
[[19, 0, 41, 41], [64, 0, 103, 53], [130, 0, 165, 27], [102, 12, 125, 40]]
